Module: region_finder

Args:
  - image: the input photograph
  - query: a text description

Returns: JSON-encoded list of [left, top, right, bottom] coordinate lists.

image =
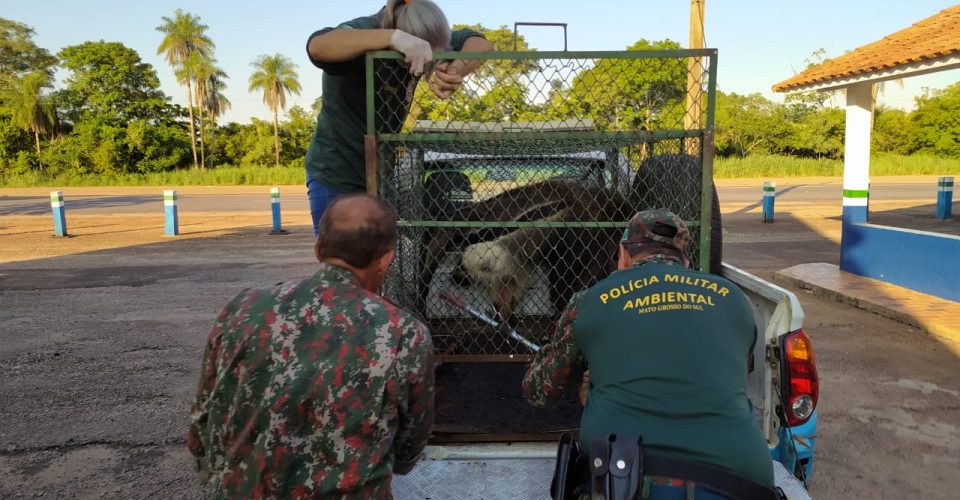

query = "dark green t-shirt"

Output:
[[305, 14, 484, 193], [574, 262, 774, 488]]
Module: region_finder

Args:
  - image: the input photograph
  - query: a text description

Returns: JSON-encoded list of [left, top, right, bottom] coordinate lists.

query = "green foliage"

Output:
[[0, 115, 31, 169], [415, 25, 535, 124], [0, 18, 57, 80], [872, 107, 913, 154], [2, 23, 960, 185], [1, 70, 56, 168], [909, 83, 960, 157], [39, 41, 190, 176], [248, 54, 301, 113], [714, 153, 960, 178], [156, 9, 215, 169], [1, 164, 305, 187], [782, 49, 835, 120], [558, 39, 686, 130], [57, 41, 173, 123], [155, 9, 214, 70], [282, 105, 316, 161], [715, 92, 781, 157], [249, 53, 301, 167]]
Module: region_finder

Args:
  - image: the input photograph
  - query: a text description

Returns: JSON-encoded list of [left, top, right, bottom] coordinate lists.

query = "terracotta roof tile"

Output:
[[773, 5, 960, 92]]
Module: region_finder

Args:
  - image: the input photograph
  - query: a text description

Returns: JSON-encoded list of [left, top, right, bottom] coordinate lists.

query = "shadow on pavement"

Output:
[[0, 195, 160, 216], [1, 211, 958, 500]]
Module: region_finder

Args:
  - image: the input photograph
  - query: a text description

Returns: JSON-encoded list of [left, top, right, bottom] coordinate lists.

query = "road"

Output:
[[0, 177, 950, 215], [0, 180, 958, 499]]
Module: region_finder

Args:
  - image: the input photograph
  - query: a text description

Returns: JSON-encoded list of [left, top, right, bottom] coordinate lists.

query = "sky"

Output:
[[5, 0, 959, 124]]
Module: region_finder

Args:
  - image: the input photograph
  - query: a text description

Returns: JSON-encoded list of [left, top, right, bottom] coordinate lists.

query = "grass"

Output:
[[3, 154, 959, 188], [0, 165, 306, 188], [714, 153, 960, 178]]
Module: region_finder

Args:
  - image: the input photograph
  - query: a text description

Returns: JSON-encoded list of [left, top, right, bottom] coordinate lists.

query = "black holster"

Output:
[[550, 432, 586, 500], [589, 434, 643, 500], [552, 432, 783, 500]]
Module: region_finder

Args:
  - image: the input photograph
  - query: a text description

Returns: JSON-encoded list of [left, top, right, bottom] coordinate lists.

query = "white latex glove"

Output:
[[390, 29, 433, 76]]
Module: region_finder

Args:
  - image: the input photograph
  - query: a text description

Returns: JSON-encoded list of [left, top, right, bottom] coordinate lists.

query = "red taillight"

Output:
[[781, 329, 819, 426]]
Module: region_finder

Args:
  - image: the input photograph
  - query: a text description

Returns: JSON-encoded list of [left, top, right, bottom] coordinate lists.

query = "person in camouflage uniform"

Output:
[[523, 209, 775, 495], [188, 194, 434, 499]]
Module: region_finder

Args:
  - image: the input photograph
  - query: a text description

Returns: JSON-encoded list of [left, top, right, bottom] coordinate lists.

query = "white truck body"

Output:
[[392, 263, 809, 499]]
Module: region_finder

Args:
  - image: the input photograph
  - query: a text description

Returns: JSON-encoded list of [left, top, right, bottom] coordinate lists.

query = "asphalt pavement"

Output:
[[0, 178, 949, 215]]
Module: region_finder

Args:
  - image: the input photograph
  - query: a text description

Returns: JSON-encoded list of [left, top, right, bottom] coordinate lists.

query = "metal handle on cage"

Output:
[[513, 22, 568, 51]]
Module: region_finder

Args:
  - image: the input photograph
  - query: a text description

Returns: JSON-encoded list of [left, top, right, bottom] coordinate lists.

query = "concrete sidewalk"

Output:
[[776, 262, 960, 344]]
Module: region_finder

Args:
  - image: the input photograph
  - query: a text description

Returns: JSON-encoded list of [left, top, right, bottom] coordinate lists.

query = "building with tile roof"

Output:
[[774, 5, 960, 92], [774, 4, 960, 303]]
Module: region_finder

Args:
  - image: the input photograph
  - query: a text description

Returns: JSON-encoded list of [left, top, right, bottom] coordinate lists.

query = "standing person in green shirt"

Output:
[[523, 209, 777, 499], [305, 0, 492, 236]]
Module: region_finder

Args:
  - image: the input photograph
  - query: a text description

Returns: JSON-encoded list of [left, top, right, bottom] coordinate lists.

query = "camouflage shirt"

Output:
[[188, 263, 434, 499], [522, 255, 684, 406]]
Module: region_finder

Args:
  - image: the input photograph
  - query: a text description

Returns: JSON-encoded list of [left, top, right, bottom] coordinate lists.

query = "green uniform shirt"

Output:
[[305, 13, 485, 193], [188, 263, 434, 499], [523, 256, 774, 488]]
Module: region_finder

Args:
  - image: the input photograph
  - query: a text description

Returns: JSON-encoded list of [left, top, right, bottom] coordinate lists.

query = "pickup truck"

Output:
[[379, 127, 818, 498], [390, 264, 818, 498]]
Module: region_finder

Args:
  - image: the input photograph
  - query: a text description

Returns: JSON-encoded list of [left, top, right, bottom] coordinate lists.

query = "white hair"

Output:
[[380, 0, 452, 50], [458, 208, 573, 322]]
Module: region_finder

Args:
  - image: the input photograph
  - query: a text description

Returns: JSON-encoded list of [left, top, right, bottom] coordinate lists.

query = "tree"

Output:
[[2, 70, 55, 170], [200, 63, 231, 122], [53, 41, 189, 175], [0, 18, 56, 82], [249, 54, 301, 167], [550, 39, 687, 131], [715, 92, 782, 157], [156, 9, 214, 169], [187, 54, 228, 168], [782, 49, 835, 121], [57, 41, 173, 123], [282, 105, 318, 165], [413, 25, 534, 125], [872, 106, 914, 154], [910, 83, 960, 157]]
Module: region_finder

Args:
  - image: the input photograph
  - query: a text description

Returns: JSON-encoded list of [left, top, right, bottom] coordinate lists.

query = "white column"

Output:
[[842, 83, 874, 223]]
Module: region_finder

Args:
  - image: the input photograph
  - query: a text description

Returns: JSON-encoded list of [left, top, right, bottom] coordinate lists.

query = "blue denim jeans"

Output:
[[306, 176, 341, 237]]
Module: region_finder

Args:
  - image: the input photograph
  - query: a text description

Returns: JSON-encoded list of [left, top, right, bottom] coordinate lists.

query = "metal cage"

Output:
[[365, 49, 718, 363]]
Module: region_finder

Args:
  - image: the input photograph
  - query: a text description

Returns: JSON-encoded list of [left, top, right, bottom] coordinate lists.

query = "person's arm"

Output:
[[308, 26, 435, 76], [308, 29, 395, 64], [430, 35, 493, 99], [448, 36, 493, 77], [187, 334, 217, 472], [186, 295, 238, 476], [522, 292, 587, 408], [392, 320, 435, 475]]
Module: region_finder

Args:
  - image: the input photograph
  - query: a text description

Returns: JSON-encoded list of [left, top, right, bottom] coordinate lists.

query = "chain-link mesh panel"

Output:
[[370, 51, 716, 362]]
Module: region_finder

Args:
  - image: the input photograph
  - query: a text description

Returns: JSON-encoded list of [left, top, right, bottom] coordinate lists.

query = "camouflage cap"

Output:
[[621, 209, 690, 252]]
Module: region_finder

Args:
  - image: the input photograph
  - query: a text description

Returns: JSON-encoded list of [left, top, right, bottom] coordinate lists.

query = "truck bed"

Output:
[[392, 264, 810, 498]]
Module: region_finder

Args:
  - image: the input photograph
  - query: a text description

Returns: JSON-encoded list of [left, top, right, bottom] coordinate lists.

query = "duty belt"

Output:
[[552, 432, 783, 500]]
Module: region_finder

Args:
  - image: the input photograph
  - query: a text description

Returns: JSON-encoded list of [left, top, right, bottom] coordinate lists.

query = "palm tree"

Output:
[[249, 54, 301, 168], [187, 54, 225, 169], [4, 71, 56, 171], [156, 9, 214, 169], [196, 60, 230, 168], [200, 66, 231, 122]]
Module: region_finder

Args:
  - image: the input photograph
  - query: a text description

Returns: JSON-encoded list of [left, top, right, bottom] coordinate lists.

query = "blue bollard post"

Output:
[[164, 190, 179, 236], [269, 187, 288, 235], [762, 181, 776, 223], [937, 176, 953, 220], [50, 191, 67, 237]]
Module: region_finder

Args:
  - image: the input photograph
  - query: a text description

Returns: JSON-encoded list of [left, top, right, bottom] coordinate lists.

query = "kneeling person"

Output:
[[188, 194, 434, 498], [523, 209, 774, 497]]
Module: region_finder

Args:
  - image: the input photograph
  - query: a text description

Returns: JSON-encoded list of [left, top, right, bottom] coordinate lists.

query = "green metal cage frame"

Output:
[[364, 48, 718, 270]]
